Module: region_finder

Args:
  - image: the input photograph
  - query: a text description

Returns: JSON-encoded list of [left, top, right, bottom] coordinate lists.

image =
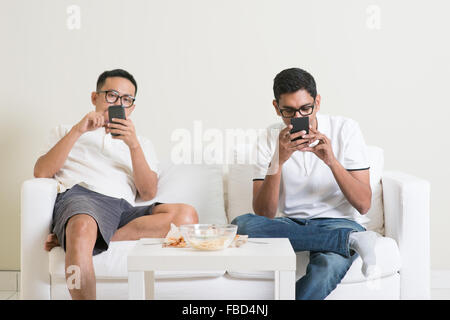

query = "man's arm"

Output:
[[34, 126, 81, 178], [302, 126, 372, 214], [129, 145, 158, 201], [107, 118, 157, 201], [329, 163, 372, 214], [252, 126, 308, 219], [252, 173, 281, 219], [34, 112, 106, 178]]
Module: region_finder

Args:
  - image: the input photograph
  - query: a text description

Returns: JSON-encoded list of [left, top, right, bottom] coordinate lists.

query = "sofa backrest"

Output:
[[152, 163, 228, 225], [364, 146, 385, 234], [225, 145, 385, 234]]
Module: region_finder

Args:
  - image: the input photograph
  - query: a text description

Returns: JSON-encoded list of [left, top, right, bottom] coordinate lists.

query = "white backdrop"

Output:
[[1, 0, 449, 270]]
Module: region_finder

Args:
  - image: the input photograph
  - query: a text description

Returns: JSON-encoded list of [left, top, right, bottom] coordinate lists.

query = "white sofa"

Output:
[[20, 146, 431, 299]]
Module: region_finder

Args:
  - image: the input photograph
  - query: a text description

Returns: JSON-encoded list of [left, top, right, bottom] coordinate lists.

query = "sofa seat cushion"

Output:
[[49, 240, 226, 279], [227, 235, 400, 284]]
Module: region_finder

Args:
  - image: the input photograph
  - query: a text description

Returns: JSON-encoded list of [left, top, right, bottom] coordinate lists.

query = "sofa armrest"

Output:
[[382, 171, 430, 299], [20, 178, 58, 299]]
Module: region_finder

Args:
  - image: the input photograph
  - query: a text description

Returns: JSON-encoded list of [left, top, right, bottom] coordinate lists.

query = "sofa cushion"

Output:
[[226, 145, 385, 233], [226, 163, 254, 223], [49, 241, 226, 279], [138, 162, 228, 225], [227, 235, 400, 284]]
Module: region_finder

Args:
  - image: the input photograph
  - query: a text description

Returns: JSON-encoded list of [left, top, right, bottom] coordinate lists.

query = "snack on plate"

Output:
[[163, 223, 187, 248], [229, 234, 248, 248]]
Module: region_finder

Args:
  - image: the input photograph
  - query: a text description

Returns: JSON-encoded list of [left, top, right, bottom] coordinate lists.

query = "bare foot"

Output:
[[44, 233, 60, 252]]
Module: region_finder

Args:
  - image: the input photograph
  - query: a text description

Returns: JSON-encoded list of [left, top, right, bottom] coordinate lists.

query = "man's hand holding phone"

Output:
[[106, 118, 139, 149], [302, 126, 337, 167], [105, 105, 139, 149], [277, 116, 337, 168], [277, 125, 310, 165]]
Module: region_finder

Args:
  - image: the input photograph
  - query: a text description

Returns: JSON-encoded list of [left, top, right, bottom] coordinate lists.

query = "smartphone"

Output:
[[290, 117, 309, 141], [108, 105, 126, 136]]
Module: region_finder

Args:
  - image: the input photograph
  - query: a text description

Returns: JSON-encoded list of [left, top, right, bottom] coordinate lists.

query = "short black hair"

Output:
[[96, 69, 138, 96], [273, 68, 317, 102]]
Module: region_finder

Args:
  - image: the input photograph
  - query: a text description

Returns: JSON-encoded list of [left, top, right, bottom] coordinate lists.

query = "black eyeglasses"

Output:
[[97, 90, 135, 108], [278, 101, 315, 118]]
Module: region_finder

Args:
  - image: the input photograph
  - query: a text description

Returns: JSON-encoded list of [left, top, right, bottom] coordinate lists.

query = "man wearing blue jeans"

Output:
[[232, 68, 377, 300]]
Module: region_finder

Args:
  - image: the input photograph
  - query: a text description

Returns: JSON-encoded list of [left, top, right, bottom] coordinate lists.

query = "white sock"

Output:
[[349, 231, 377, 278]]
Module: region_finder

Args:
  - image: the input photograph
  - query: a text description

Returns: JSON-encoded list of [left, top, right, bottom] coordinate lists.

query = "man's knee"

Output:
[[231, 213, 254, 225], [231, 213, 257, 234], [172, 204, 199, 225], [65, 214, 98, 247]]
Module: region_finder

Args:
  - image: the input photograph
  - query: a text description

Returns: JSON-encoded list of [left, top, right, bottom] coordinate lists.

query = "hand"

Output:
[[302, 126, 337, 167], [106, 118, 140, 149], [74, 111, 106, 134], [277, 125, 310, 165]]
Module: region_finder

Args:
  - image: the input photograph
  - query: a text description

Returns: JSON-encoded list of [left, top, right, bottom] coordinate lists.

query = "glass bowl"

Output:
[[179, 224, 238, 251]]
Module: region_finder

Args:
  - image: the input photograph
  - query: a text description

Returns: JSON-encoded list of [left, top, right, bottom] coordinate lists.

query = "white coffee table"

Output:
[[127, 237, 296, 300]]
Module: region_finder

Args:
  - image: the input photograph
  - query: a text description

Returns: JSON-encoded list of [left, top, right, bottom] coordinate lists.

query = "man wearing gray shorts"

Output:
[[34, 69, 198, 300]]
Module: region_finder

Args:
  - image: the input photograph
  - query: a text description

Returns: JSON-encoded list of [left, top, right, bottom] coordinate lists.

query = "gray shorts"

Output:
[[51, 184, 161, 255]]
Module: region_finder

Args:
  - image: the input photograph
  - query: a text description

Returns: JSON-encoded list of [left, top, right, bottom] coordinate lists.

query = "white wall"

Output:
[[1, 0, 449, 270]]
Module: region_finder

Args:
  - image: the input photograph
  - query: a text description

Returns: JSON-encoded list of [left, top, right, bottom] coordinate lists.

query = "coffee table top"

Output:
[[128, 238, 296, 272]]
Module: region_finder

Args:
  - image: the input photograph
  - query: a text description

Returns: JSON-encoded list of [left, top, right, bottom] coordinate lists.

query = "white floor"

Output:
[[1, 289, 449, 300]]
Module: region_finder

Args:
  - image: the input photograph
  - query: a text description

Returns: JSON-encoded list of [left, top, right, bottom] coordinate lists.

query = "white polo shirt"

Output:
[[41, 124, 159, 205], [253, 113, 370, 224]]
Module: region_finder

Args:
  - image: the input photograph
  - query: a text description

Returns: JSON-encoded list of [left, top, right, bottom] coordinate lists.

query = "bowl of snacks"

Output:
[[179, 224, 238, 251]]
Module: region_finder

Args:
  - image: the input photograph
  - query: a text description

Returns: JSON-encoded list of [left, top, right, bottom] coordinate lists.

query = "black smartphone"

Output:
[[108, 105, 126, 136], [290, 117, 309, 141]]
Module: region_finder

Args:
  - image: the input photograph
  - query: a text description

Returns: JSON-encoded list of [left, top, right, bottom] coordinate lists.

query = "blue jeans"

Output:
[[231, 213, 365, 300]]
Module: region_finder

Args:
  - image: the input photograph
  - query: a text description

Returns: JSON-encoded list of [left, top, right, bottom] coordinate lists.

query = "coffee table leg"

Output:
[[129, 271, 155, 300], [144, 271, 155, 299], [274, 270, 295, 300]]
